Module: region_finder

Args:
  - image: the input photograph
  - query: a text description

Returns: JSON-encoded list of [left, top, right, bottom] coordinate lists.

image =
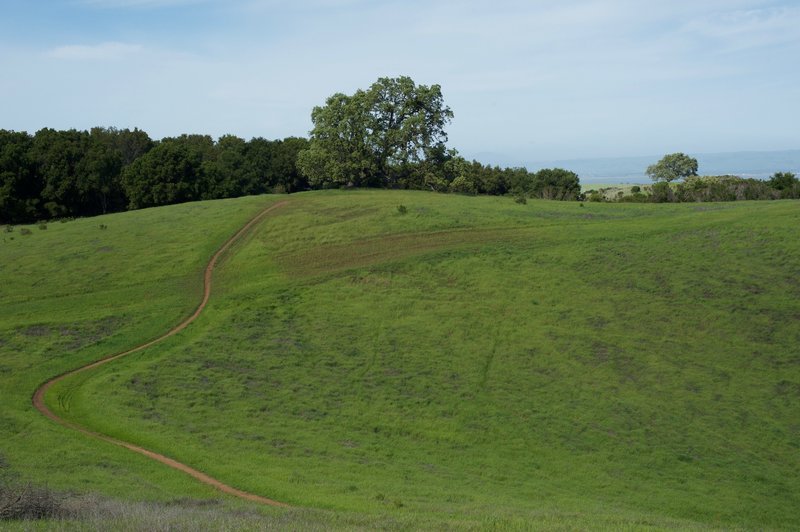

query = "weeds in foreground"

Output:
[[0, 480, 63, 520]]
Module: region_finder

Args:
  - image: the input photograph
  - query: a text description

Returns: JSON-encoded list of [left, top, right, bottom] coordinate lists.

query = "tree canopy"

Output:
[[0, 129, 308, 223], [297, 76, 453, 188], [646, 152, 699, 182]]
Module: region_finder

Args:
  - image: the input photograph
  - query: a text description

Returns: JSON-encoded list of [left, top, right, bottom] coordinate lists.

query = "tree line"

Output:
[[586, 152, 799, 203], [1, 78, 582, 225], [6, 79, 795, 224], [0, 128, 309, 223]]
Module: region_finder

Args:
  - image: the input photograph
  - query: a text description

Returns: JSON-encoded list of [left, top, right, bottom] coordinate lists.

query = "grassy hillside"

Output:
[[2, 191, 799, 529], [0, 196, 274, 499]]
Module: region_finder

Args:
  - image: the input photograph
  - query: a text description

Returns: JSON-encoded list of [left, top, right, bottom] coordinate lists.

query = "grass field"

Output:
[[2, 190, 799, 529]]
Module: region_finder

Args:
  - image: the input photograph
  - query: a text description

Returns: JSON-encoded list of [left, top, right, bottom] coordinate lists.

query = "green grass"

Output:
[[2, 190, 799, 529], [582, 183, 649, 199], [0, 195, 275, 499]]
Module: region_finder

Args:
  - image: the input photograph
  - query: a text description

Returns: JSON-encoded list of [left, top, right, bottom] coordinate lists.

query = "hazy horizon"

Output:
[[2, 0, 799, 162]]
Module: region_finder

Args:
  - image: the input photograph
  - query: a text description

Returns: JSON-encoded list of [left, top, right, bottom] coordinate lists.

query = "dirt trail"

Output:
[[32, 200, 290, 507]]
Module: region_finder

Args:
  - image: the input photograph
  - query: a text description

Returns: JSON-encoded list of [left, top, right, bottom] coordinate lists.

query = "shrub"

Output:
[[587, 191, 604, 202], [768, 171, 800, 198], [514, 194, 527, 205], [38, 223, 47, 230], [2, 226, 12, 233], [0, 481, 64, 520], [99, 224, 108, 230], [630, 185, 641, 193], [396, 205, 408, 215], [650, 182, 674, 203], [19, 228, 32, 236]]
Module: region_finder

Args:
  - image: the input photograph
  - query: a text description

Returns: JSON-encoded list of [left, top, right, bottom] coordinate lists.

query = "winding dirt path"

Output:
[[32, 200, 290, 507]]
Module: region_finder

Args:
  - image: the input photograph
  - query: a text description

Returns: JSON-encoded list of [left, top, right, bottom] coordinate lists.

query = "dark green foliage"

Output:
[[769, 171, 800, 198], [396, 204, 408, 215], [650, 181, 675, 203], [529, 168, 581, 200], [121, 135, 211, 209], [0, 130, 38, 223], [0, 128, 310, 223], [298, 76, 453, 188], [1, 127, 148, 222]]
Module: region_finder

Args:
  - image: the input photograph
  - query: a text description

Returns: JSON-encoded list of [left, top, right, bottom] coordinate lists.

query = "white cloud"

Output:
[[4, 0, 797, 159], [47, 42, 144, 60]]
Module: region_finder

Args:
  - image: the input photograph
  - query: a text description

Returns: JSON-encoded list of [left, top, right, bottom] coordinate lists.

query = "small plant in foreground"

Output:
[[397, 205, 408, 215], [0, 481, 63, 520]]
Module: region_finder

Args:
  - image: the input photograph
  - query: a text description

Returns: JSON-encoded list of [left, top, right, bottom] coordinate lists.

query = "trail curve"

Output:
[[32, 200, 290, 507]]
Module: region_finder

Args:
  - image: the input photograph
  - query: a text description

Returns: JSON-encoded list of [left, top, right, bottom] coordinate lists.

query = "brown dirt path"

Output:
[[32, 200, 290, 507]]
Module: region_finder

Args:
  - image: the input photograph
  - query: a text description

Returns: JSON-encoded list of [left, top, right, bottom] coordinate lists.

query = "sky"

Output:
[[1, 0, 798, 163]]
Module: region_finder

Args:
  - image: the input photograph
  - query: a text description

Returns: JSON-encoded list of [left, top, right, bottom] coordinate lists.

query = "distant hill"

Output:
[[475, 149, 800, 184]]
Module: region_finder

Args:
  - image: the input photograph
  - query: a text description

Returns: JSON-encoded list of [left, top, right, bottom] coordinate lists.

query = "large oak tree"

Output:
[[297, 76, 453, 188]]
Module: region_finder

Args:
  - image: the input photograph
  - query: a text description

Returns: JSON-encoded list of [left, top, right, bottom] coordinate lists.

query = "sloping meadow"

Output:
[[2, 190, 799, 529]]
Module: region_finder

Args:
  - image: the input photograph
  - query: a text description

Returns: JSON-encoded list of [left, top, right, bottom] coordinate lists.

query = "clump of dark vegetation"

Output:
[[19, 228, 31, 236], [0, 456, 64, 521], [607, 172, 799, 204], [0, 480, 63, 520], [396, 204, 408, 215], [0, 127, 311, 224]]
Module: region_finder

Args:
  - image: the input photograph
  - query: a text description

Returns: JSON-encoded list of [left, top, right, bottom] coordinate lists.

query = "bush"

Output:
[[38, 223, 47, 230], [514, 194, 527, 205], [19, 228, 32, 236], [768, 171, 800, 198], [396, 204, 408, 215], [630, 185, 641, 193], [650, 182, 674, 203], [99, 224, 108, 230], [587, 191, 604, 202], [0, 481, 64, 520]]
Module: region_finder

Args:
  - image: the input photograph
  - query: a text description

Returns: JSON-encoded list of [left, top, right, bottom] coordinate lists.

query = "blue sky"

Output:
[[1, 0, 798, 162]]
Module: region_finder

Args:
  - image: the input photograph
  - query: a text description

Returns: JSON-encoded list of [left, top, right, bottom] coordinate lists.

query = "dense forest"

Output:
[[0, 128, 311, 224], [0, 125, 579, 224]]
